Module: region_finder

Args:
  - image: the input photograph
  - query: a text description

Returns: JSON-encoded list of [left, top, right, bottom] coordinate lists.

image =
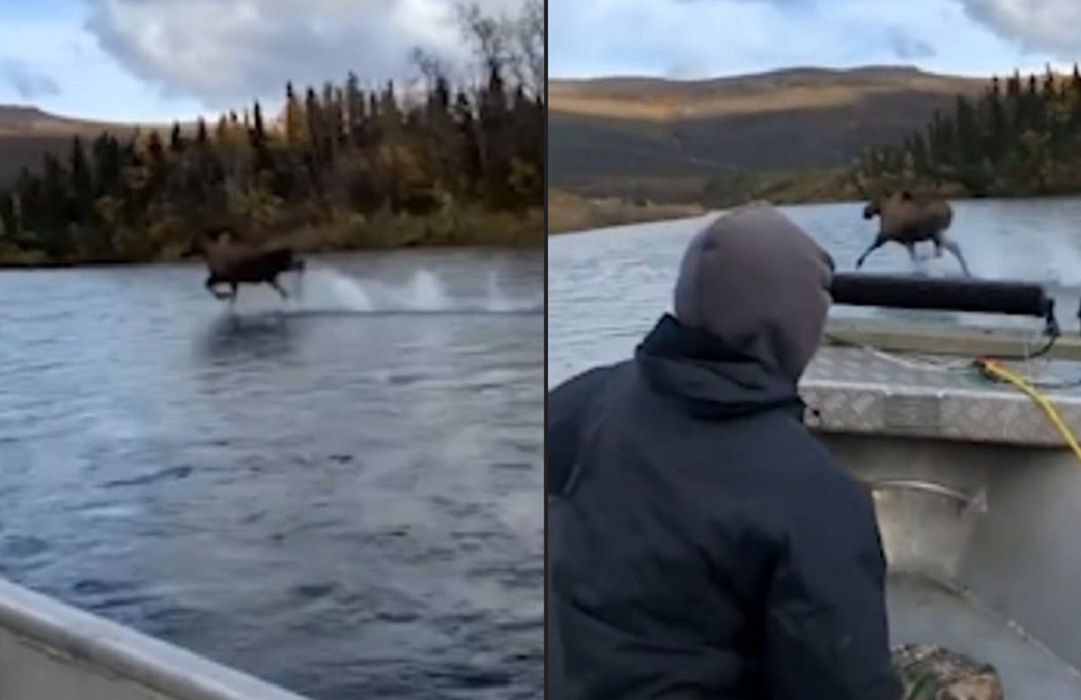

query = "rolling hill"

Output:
[[0, 106, 217, 188], [0, 106, 157, 186], [549, 65, 988, 202], [1, 66, 990, 203]]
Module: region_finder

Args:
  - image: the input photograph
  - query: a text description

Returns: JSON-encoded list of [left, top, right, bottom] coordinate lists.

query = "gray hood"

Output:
[[672, 203, 834, 381]]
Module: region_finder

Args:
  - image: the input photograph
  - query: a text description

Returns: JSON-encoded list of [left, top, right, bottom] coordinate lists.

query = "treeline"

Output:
[[0, 1, 543, 263], [855, 65, 1081, 197]]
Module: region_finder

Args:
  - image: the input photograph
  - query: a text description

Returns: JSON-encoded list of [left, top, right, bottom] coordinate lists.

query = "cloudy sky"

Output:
[[0, 0, 522, 122], [550, 0, 1081, 80]]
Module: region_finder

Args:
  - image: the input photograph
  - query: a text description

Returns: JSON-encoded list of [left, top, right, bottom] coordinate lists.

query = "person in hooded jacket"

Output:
[[546, 203, 901, 700]]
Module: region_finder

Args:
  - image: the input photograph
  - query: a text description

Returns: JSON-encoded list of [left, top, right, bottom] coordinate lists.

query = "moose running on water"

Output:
[[857, 191, 971, 276], [186, 231, 306, 302]]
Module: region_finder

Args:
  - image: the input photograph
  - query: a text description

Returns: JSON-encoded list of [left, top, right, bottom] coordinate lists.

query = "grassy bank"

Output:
[[552, 169, 864, 215], [547, 190, 705, 234], [0, 205, 543, 268], [555, 168, 1042, 214], [700, 168, 860, 208], [285, 205, 544, 251]]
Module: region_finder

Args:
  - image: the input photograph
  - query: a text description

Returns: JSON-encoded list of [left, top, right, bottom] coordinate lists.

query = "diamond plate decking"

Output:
[[802, 345, 1081, 447]]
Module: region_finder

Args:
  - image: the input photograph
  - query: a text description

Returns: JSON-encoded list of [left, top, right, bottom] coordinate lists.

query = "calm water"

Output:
[[0, 249, 543, 700], [549, 197, 1081, 387]]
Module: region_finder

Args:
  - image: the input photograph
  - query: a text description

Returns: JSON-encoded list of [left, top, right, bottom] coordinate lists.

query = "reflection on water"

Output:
[[0, 248, 544, 700], [549, 197, 1081, 387], [200, 314, 302, 363]]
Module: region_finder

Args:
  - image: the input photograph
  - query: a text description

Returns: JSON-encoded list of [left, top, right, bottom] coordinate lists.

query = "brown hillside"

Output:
[[0, 106, 206, 187], [549, 65, 988, 200]]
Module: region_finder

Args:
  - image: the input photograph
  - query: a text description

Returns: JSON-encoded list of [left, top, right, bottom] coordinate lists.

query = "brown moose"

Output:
[[857, 191, 971, 276], [186, 231, 306, 301]]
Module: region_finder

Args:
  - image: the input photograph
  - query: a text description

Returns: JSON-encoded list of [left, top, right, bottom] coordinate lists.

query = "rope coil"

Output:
[[974, 358, 1081, 464]]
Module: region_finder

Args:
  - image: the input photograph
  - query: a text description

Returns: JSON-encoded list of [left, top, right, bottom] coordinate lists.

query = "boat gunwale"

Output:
[[0, 575, 308, 700]]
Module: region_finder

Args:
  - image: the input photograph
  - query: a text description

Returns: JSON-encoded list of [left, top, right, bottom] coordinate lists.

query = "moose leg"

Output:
[[206, 276, 232, 301], [855, 233, 888, 270], [941, 239, 972, 277], [906, 243, 929, 276], [269, 277, 289, 300]]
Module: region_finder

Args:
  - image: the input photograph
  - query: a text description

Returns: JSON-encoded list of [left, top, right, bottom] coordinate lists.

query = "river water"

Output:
[[0, 248, 543, 700], [549, 197, 1081, 387]]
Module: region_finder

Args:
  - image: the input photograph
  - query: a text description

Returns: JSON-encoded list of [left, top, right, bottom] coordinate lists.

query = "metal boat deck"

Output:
[[803, 341, 1081, 447], [805, 329, 1081, 696], [890, 574, 1081, 699]]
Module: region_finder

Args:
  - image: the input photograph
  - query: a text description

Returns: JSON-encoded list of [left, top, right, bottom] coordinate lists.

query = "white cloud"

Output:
[[0, 57, 61, 99], [959, 0, 1081, 58], [885, 28, 936, 60], [0, 12, 204, 121], [548, 0, 1065, 79], [83, 0, 528, 109]]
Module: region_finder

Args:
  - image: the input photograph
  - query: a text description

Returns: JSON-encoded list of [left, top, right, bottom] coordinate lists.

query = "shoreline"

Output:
[[0, 242, 544, 271], [549, 186, 1081, 236], [0, 207, 544, 270], [547, 191, 705, 235]]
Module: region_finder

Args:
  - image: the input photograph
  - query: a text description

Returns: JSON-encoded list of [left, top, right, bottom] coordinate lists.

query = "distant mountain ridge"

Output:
[[0, 105, 176, 186], [1, 66, 990, 201], [0, 105, 99, 133], [549, 65, 989, 200]]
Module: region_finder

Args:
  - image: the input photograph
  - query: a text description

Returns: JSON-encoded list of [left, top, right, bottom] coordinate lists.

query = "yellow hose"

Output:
[[976, 358, 1081, 465]]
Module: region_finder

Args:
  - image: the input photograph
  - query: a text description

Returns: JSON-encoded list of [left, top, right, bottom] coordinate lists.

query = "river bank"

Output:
[[0, 205, 544, 268], [553, 167, 1065, 226], [547, 191, 704, 234]]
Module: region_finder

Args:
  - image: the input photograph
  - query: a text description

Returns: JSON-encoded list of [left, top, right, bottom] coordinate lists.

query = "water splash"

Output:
[[287, 265, 539, 315], [324, 271, 375, 312], [484, 270, 525, 313], [402, 270, 452, 312]]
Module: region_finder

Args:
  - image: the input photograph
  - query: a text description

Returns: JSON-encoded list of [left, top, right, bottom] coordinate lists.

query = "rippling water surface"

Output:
[[0, 248, 543, 700], [550, 197, 1081, 387]]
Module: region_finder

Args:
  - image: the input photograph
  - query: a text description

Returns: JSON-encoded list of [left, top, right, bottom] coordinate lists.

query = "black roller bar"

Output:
[[830, 273, 1060, 338], [830, 273, 1052, 318]]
